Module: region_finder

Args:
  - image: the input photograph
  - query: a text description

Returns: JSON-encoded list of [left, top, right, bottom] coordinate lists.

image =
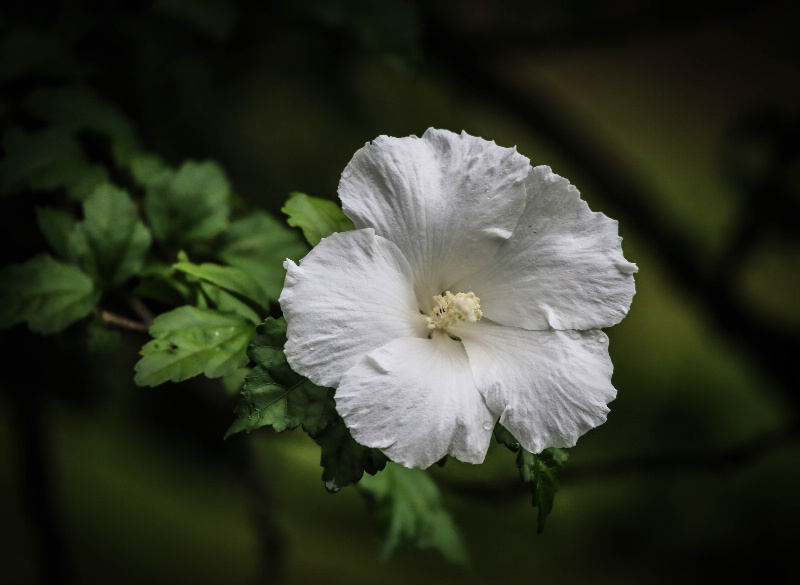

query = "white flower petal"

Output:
[[335, 334, 495, 468], [279, 229, 427, 388], [451, 166, 638, 330], [454, 319, 616, 454], [339, 128, 530, 310]]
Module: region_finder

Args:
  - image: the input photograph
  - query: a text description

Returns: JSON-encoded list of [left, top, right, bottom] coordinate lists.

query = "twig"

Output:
[[94, 307, 150, 332]]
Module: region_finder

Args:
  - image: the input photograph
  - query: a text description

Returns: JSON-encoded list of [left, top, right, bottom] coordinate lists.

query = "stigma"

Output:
[[425, 291, 483, 331]]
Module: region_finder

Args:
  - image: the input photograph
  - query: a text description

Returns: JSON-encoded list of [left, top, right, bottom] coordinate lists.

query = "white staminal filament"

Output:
[[425, 291, 483, 332]]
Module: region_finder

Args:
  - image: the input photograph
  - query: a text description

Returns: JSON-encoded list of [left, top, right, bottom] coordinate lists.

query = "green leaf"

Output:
[[0, 254, 98, 334], [144, 160, 231, 247], [314, 417, 388, 490], [134, 306, 255, 387], [173, 259, 269, 314], [128, 153, 171, 189], [134, 260, 195, 307], [359, 463, 469, 565], [517, 447, 569, 533], [216, 211, 308, 302], [24, 85, 140, 165], [493, 422, 521, 452], [227, 363, 333, 437], [281, 191, 355, 246], [0, 127, 108, 198], [226, 318, 333, 437], [68, 184, 152, 289], [226, 317, 387, 488], [36, 206, 76, 260], [199, 282, 262, 325]]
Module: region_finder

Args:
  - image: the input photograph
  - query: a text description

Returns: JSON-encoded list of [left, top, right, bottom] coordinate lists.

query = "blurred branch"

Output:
[[438, 424, 800, 501], [423, 13, 800, 418], [442, 0, 764, 59]]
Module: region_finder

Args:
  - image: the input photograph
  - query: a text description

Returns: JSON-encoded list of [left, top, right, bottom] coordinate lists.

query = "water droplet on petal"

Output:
[[324, 480, 340, 493], [483, 422, 493, 431]]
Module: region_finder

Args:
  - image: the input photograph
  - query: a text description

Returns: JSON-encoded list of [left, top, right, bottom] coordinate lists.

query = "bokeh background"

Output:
[[2, 1, 799, 583]]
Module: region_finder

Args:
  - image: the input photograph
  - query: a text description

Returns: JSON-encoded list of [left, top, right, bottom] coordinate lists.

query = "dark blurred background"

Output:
[[2, 1, 799, 583]]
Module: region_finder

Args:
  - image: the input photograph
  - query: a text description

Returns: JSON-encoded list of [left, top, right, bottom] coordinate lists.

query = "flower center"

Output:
[[425, 291, 483, 331]]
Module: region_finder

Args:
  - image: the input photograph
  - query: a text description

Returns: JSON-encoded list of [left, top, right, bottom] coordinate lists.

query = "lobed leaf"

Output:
[[314, 417, 388, 490], [281, 191, 355, 246], [216, 210, 308, 302], [517, 447, 569, 533], [68, 184, 152, 289], [173, 258, 269, 315], [226, 318, 333, 436], [36, 206, 76, 260], [134, 306, 254, 387], [144, 160, 231, 247], [226, 317, 387, 489], [359, 463, 468, 565], [0, 254, 99, 334]]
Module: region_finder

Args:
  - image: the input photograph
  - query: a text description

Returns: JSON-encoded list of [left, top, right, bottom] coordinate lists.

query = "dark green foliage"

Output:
[[495, 423, 569, 532], [227, 317, 387, 488], [518, 447, 569, 533], [314, 416, 388, 490]]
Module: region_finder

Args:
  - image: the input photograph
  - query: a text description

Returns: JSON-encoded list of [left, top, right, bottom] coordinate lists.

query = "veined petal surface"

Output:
[[335, 335, 496, 469], [451, 166, 638, 330], [339, 128, 530, 310], [280, 229, 426, 388], [454, 319, 616, 454]]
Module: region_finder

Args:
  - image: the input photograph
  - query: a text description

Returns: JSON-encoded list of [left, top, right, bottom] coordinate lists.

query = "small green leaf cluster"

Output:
[[495, 424, 569, 532], [226, 316, 388, 489]]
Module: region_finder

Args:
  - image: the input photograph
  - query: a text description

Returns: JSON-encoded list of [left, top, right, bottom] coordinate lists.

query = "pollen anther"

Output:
[[425, 291, 482, 331]]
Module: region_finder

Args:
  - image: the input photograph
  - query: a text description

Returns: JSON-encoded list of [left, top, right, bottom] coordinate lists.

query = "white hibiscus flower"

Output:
[[279, 128, 638, 469]]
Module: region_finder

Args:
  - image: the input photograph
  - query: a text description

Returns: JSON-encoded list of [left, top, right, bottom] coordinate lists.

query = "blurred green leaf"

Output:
[[359, 463, 469, 565], [36, 206, 77, 260], [517, 447, 569, 533], [154, 0, 239, 41], [134, 306, 254, 386], [68, 184, 152, 289], [24, 85, 141, 165], [281, 191, 355, 247], [216, 210, 308, 302], [144, 160, 231, 247], [0, 127, 108, 198], [128, 153, 171, 189], [0, 254, 98, 334]]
